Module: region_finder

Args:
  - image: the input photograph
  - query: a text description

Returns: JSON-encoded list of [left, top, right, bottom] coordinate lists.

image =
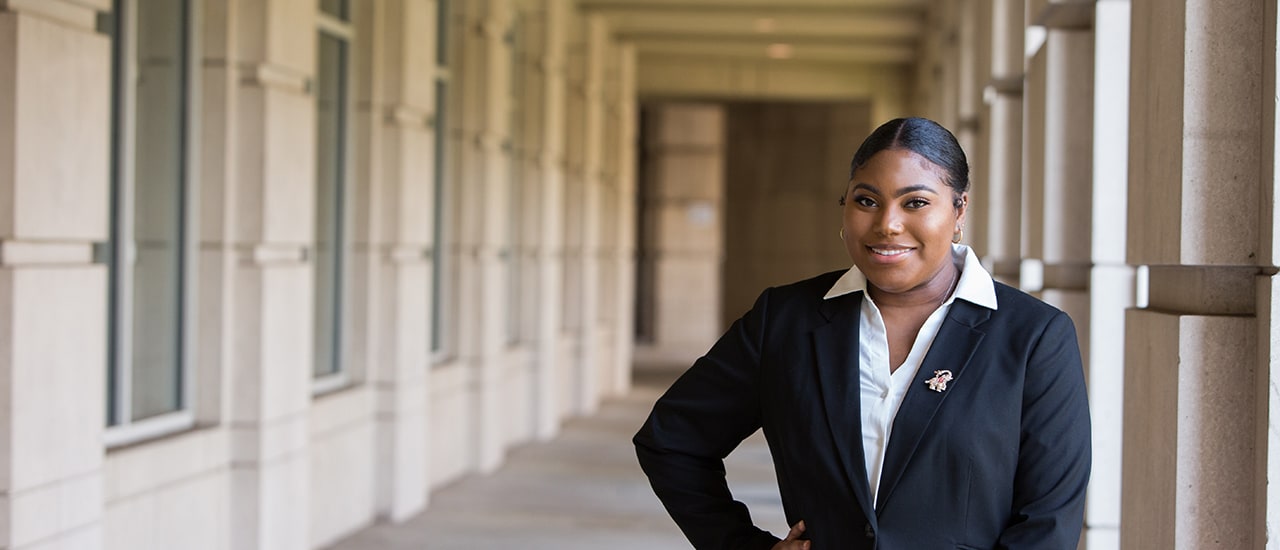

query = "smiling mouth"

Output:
[[869, 247, 913, 257]]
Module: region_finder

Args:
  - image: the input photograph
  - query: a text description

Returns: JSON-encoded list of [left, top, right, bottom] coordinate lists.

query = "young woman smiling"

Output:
[[636, 117, 1091, 549]]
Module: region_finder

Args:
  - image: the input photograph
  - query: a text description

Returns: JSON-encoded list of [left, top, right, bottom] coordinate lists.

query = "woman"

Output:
[[634, 117, 1090, 549]]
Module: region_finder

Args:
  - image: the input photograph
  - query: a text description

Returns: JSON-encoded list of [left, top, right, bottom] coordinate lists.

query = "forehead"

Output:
[[851, 149, 949, 189]]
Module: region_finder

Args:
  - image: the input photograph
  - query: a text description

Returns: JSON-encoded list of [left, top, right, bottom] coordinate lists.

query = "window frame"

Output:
[[312, 6, 356, 394], [103, 0, 202, 448]]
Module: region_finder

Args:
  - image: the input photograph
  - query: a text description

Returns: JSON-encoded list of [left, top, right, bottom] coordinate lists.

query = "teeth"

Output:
[[871, 248, 910, 256]]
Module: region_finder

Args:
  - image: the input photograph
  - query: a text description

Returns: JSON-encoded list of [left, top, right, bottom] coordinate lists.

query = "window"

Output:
[[104, 0, 198, 446], [431, 0, 453, 358], [313, 0, 353, 390]]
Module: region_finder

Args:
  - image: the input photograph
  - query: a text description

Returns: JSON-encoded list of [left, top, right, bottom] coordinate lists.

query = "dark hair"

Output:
[[849, 117, 970, 201]]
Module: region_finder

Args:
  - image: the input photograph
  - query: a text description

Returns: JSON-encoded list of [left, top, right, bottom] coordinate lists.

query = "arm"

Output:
[[998, 311, 1092, 549], [633, 288, 783, 550]]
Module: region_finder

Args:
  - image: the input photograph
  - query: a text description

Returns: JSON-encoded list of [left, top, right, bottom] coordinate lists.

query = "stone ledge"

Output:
[[0, 240, 97, 266], [240, 62, 310, 95], [1, 0, 101, 32], [1029, 0, 1095, 30], [1145, 265, 1256, 315]]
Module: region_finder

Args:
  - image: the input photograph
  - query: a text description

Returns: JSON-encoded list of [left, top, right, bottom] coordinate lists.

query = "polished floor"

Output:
[[324, 367, 786, 550]]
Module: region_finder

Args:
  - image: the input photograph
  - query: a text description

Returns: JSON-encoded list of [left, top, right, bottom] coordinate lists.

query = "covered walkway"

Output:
[[325, 366, 786, 549]]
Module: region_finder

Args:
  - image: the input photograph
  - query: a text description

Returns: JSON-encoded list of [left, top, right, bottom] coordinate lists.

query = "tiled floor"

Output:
[[324, 367, 786, 550]]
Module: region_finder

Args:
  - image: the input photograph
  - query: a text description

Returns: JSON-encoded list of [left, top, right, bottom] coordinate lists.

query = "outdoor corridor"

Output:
[[325, 365, 787, 550]]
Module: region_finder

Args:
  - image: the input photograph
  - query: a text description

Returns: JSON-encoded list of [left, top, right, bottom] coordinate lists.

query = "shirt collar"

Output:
[[822, 244, 998, 310]]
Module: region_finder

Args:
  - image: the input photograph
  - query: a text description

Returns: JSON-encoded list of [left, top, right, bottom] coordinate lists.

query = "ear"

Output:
[[954, 192, 969, 228]]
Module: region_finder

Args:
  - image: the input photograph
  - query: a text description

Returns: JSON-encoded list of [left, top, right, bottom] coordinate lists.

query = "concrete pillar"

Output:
[[1122, 0, 1267, 548], [560, 13, 607, 416], [962, 0, 992, 259], [577, 15, 607, 415], [531, 0, 568, 440], [955, 0, 983, 164], [1026, 3, 1110, 546], [1084, 2, 1131, 549], [983, 0, 1023, 284], [1265, 0, 1280, 543], [221, 0, 318, 546], [609, 43, 638, 397], [936, 0, 961, 127], [1031, 12, 1095, 347], [454, 0, 513, 474], [0, 1, 110, 548], [360, 0, 433, 521], [639, 104, 725, 362], [561, 10, 585, 420]]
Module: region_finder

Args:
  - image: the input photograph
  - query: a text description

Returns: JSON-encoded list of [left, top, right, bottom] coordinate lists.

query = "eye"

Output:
[[854, 195, 878, 208], [904, 197, 930, 209]]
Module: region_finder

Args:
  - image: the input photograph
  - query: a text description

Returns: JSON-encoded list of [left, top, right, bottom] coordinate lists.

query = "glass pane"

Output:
[[320, 0, 348, 20], [431, 80, 448, 353], [129, 0, 188, 422], [314, 31, 348, 377]]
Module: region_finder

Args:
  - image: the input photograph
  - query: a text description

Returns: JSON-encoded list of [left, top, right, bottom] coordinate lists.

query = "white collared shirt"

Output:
[[822, 244, 999, 505]]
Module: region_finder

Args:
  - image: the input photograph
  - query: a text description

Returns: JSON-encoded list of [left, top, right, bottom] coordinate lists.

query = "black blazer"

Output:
[[635, 270, 1090, 549]]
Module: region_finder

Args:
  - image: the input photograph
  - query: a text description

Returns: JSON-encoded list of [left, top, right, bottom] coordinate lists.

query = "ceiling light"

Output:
[[766, 43, 793, 59]]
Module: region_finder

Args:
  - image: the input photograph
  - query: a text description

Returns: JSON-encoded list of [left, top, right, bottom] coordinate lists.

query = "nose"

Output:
[[874, 206, 903, 236]]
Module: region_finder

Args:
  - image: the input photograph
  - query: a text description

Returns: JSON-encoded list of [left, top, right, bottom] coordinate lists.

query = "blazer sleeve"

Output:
[[633, 288, 782, 550], [998, 310, 1092, 549]]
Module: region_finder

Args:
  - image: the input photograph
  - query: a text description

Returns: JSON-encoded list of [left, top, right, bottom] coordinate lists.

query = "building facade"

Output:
[[0, 0, 1278, 549]]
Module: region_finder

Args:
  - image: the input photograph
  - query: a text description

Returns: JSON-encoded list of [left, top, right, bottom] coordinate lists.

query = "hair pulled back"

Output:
[[849, 117, 969, 199]]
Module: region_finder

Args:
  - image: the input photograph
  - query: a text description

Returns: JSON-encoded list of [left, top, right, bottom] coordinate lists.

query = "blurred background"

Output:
[[0, 0, 1272, 548]]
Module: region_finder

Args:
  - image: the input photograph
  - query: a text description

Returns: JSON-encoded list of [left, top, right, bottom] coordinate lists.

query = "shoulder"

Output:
[[737, 269, 847, 321], [769, 269, 847, 297], [759, 269, 847, 306], [991, 281, 1067, 319], [987, 281, 1079, 339]]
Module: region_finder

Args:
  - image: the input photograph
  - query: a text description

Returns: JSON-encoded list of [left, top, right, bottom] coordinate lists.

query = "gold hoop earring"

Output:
[[952, 228, 963, 244], [840, 227, 846, 241]]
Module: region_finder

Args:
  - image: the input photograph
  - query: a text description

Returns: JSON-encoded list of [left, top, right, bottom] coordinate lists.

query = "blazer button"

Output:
[[864, 523, 875, 539]]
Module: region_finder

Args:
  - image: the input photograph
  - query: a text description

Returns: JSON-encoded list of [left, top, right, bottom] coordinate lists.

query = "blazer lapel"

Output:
[[875, 300, 991, 515], [810, 292, 877, 521]]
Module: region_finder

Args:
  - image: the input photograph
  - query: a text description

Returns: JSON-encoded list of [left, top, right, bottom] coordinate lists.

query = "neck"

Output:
[[868, 264, 960, 309]]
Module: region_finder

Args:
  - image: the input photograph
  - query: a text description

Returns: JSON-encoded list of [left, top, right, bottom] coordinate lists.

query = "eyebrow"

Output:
[[851, 182, 939, 197]]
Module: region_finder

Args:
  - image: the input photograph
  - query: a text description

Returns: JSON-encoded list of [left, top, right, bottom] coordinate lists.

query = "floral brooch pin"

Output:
[[926, 370, 954, 392]]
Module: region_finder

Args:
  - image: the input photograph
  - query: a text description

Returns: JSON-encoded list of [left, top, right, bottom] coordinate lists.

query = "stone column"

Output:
[[531, 0, 568, 440], [961, 0, 992, 258], [1265, 0, 1280, 542], [1028, 6, 1095, 345], [1026, 5, 1112, 547], [561, 10, 584, 420], [560, 13, 606, 416], [983, 0, 1024, 284], [454, 0, 513, 474], [609, 43, 638, 397], [576, 15, 607, 414], [596, 40, 620, 397], [955, 0, 982, 159], [639, 104, 725, 362], [0, 1, 109, 548], [222, 0, 317, 547], [361, 0, 432, 520], [1085, 2, 1131, 549], [1121, 1, 1267, 548]]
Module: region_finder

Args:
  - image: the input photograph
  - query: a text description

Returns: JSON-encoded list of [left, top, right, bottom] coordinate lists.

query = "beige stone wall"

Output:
[[721, 101, 870, 327], [637, 103, 726, 362], [0, 0, 637, 548]]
